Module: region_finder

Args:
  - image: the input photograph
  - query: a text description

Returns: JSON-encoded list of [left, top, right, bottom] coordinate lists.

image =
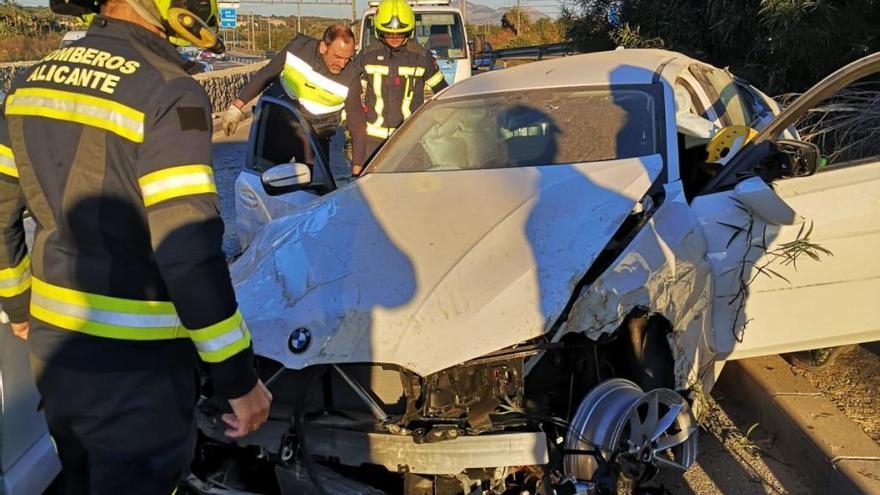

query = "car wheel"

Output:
[[783, 345, 856, 370]]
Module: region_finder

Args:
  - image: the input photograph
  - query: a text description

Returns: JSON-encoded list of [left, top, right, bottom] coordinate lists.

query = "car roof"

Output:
[[439, 48, 699, 99]]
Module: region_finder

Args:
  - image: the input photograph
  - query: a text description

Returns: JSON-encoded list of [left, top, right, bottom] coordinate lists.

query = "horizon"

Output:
[[16, 0, 561, 21]]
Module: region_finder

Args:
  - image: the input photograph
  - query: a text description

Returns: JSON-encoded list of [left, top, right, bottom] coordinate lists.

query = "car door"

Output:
[[0, 325, 61, 495], [234, 96, 336, 252], [690, 52, 880, 360]]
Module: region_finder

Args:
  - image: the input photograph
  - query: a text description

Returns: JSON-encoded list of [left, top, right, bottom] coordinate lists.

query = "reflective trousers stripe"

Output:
[[0, 144, 17, 179], [367, 123, 396, 139], [365, 65, 388, 129], [30, 278, 184, 341], [30, 278, 252, 362], [426, 71, 445, 88], [402, 96, 413, 119], [190, 310, 252, 363], [0, 256, 30, 297], [6, 87, 145, 143], [139, 164, 217, 207]]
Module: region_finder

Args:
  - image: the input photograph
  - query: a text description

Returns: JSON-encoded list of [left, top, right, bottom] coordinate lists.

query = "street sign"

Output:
[[219, 7, 237, 28]]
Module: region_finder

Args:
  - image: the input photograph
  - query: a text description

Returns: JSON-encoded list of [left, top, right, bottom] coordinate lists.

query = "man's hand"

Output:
[[10, 321, 28, 340], [352, 164, 364, 177], [222, 379, 273, 439], [221, 104, 245, 137]]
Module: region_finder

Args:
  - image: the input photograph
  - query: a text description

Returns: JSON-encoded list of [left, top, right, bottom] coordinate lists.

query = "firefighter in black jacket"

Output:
[[221, 25, 357, 160], [346, 0, 448, 176], [0, 0, 271, 491]]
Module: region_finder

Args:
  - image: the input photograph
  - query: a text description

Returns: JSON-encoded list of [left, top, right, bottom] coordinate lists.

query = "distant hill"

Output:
[[450, 0, 549, 25]]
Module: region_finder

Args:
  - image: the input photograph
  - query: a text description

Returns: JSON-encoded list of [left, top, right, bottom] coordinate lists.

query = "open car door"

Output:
[[691, 52, 880, 360], [234, 96, 337, 253]]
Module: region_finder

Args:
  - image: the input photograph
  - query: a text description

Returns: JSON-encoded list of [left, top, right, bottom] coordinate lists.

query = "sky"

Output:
[[19, 0, 561, 21]]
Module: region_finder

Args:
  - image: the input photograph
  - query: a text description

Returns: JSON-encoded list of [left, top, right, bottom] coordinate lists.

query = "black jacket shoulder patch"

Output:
[[177, 106, 208, 132]]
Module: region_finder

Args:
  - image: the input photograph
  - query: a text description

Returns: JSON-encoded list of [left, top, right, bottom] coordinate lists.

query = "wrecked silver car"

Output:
[[190, 49, 880, 494]]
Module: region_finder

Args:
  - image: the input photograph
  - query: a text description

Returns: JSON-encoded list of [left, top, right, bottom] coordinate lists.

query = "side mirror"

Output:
[[261, 162, 312, 196], [755, 139, 821, 180], [735, 176, 803, 226]]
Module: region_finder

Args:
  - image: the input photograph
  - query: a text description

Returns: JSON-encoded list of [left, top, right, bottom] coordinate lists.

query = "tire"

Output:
[[784, 345, 856, 370], [638, 316, 676, 391]]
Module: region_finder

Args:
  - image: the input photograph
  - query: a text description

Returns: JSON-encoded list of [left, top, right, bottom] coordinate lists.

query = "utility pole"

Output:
[[296, 1, 302, 33], [351, 0, 357, 34], [462, 0, 466, 25], [267, 17, 272, 51]]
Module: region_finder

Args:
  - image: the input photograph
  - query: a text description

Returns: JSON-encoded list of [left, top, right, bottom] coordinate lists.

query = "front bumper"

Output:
[[306, 426, 549, 475]]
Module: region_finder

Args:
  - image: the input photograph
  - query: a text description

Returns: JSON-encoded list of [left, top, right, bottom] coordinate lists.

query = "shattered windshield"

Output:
[[368, 86, 660, 173]]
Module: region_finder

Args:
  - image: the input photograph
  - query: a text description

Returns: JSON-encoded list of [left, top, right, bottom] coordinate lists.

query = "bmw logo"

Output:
[[288, 328, 311, 354]]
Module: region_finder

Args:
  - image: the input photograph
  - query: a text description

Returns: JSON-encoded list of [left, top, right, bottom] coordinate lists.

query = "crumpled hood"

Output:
[[231, 155, 662, 376]]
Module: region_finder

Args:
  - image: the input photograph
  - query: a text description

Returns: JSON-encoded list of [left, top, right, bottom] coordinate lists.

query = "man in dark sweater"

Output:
[[221, 25, 357, 160]]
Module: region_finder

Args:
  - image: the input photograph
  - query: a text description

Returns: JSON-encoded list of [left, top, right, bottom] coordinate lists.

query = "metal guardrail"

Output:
[[472, 42, 576, 69], [225, 51, 268, 64]]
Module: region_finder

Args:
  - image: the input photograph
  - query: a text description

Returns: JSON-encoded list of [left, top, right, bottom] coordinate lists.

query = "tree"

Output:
[[501, 7, 531, 36], [562, 0, 880, 94]]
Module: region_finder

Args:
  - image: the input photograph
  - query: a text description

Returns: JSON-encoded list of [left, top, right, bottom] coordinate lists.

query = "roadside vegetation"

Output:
[[561, 0, 880, 95], [561, 0, 880, 163], [468, 7, 566, 49], [0, 0, 81, 62]]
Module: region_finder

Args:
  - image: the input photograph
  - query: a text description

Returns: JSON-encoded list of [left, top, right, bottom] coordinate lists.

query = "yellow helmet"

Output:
[[155, 0, 224, 53], [50, 0, 224, 53], [374, 0, 415, 37]]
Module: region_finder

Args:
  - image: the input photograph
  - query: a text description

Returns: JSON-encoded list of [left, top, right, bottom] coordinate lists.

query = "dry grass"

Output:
[[779, 84, 880, 165], [0, 33, 62, 63]]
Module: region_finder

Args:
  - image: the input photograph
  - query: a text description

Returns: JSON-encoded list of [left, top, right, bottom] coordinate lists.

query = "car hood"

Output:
[[231, 155, 663, 376]]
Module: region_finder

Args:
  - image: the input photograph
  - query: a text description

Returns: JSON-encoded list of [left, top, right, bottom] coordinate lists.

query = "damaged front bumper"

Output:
[[305, 426, 548, 475]]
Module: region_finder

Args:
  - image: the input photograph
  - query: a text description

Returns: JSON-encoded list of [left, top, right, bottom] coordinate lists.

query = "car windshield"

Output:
[[362, 12, 467, 59], [368, 86, 660, 173]]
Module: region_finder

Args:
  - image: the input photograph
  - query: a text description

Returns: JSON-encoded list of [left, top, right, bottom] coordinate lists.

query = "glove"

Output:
[[221, 104, 244, 136]]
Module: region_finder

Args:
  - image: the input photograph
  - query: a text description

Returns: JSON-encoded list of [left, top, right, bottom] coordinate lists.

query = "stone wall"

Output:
[[0, 60, 268, 115], [194, 61, 268, 115]]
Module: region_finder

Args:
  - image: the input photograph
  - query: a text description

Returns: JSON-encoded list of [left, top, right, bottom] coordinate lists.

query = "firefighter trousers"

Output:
[[32, 356, 199, 495]]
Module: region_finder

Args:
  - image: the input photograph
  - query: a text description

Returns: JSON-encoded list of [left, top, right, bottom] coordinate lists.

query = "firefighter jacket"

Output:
[[237, 34, 358, 138], [0, 16, 256, 398], [345, 39, 448, 166]]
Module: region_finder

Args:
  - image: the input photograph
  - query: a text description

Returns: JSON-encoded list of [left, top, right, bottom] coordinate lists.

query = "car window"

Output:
[[368, 86, 660, 173], [688, 64, 751, 127], [249, 100, 321, 174], [732, 79, 775, 127], [362, 13, 467, 59]]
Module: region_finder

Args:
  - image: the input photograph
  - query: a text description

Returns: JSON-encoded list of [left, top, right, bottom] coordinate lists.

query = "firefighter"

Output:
[[346, 0, 448, 176], [0, 0, 271, 492], [221, 25, 357, 160]]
